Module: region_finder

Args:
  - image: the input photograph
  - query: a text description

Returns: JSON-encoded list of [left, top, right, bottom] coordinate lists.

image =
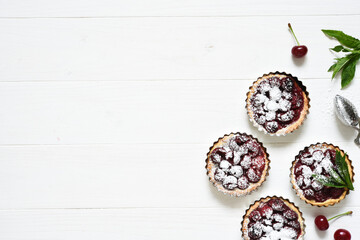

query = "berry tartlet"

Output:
[[205, 133, 270, 196], [246, 72, 310, 136], [290, 143, 354, 207], [241, 196, 305, 240]]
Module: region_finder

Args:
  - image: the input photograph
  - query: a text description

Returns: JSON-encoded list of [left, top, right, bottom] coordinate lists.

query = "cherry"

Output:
[[292, 45, 308, 58], [314, 215, 329, 230], [334, 229, 351, 240], [288, 23, 308, 58], [314, 211, 352, 231]]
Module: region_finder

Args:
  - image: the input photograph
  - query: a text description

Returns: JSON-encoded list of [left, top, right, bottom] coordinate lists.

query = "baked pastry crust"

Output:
[[290, 143, 354, 207], [205, 132, 270, 197], [246, 72, 310, 136], [241, 196, 306, 240]]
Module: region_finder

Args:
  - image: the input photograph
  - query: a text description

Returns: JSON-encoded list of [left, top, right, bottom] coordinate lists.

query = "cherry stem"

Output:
[[327, 211, 353, 221], [288, 23, 300, 46]]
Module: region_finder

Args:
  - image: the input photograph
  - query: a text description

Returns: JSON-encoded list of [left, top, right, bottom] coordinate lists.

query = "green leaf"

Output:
[[331, 56, 352, 79], [335, 150, 346, 179], [331, 45, 345, 52], [312, 174, 347, 188], [341, 54, 360, 88], [328, 168, 346, 185], [328, 63, 337, 72], [331, 45, 351, 53], [323, 29, 360, 89], [311, 151, 354, 191], [334, 150, 354, 190], [322, 29, 360, 49]]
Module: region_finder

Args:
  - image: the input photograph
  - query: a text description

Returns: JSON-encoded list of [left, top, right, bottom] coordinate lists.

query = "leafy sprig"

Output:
[[322, 29, 360, 89], [312, 150, 354, 190]]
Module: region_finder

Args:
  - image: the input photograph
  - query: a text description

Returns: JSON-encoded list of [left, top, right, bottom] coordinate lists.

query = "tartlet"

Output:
[[241, 196, 305, 240], [246, 72, 310, 136], [205, 132, 270, 197], [290, 143, 354, 207]]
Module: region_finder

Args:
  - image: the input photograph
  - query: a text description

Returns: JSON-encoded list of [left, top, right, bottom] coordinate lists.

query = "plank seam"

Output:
[[0, 14, 360, 19]]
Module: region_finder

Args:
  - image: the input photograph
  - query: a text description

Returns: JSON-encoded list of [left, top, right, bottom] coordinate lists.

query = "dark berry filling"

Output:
[[210, 134, 266, 191], [247, 198, 301, 239], [249, 76, 305, 133], [293, 147, 345, 202]]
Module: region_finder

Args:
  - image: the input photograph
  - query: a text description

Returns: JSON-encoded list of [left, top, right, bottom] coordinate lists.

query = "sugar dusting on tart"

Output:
[[246, 72, 310, 136], [205, 133, 270, 197], [290, 143, 354, 207], [241, 196, 305, 240]]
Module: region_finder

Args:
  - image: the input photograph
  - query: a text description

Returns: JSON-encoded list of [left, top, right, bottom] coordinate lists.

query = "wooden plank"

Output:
[[0, 207, 359, 239], [0, 143, 358, 209], [0, 16, 360, 81], [0, 79, 358, 145], [0, 0, 360, 17]]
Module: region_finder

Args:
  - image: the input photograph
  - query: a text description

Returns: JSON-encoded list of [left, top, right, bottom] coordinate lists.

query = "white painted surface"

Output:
[[1, 16, 360, 81], [0, 0, 359, 239], [0, 0, 360, 17]]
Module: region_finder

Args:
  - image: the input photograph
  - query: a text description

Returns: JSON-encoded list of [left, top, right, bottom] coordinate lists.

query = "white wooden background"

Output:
[[0, 1, 360, 239]]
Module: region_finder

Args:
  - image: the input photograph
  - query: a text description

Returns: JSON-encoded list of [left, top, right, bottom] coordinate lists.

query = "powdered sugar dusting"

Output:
[[247, 168, 260, 183], [214, 169, 225, 181], [296, 175, 303, 187], [223, 146, 233, 160], [311, 179, 323, 191], [284, 209, 297, 220], [229, 166, 243, 178], [273, 222, 284, 231], [282, 91, 292, 100], [273, 214, 285, 223], [219, 160, 231, 170], [300, 155, 314, 166], [304, 188, 314, 197], [314, 164, 323, 175], [288, 221, 300, 230], [233, 151, 241, 165], [261, 206, 273, 219], [249, 222, 263, 238], [265, 100, 280, 112], [277, 110, 294, 122], [292, 146, 346, 202], [298, 165, 313, 178], [279, 98, 291, 111], [238, 176, 249, 190], [280, 227, 298, 239], [265, 111, 276, 121], [303, 177, 311, 188], [312, 150, 324, 162], [209, 133, 267, 191], [248, 74, 306, 134], [241, 155, 252, 169], [259, 82, 271, 93], [265, 121, 278, 133], [269, 86, 282, 101], [222, 175, 237, 190], [212, 154, 221, 163], [246, 198, 301, 240], [320, 158, 333, 173]]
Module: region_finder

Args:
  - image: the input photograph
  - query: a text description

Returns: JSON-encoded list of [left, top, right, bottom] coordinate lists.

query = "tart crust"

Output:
[[246, 72, 310, 136], [290, 143, 354, 207], [205, 132, 270, 197], [241, 196, 306, 240]]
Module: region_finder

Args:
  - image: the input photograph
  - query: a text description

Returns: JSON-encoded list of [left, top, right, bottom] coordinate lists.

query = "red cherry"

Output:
[[334, 229, 351, 240], [314, 215, 329, 231], [288, 23, 308, 58], [314, 211, 352, 231], [291, 45, 308, 58]]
